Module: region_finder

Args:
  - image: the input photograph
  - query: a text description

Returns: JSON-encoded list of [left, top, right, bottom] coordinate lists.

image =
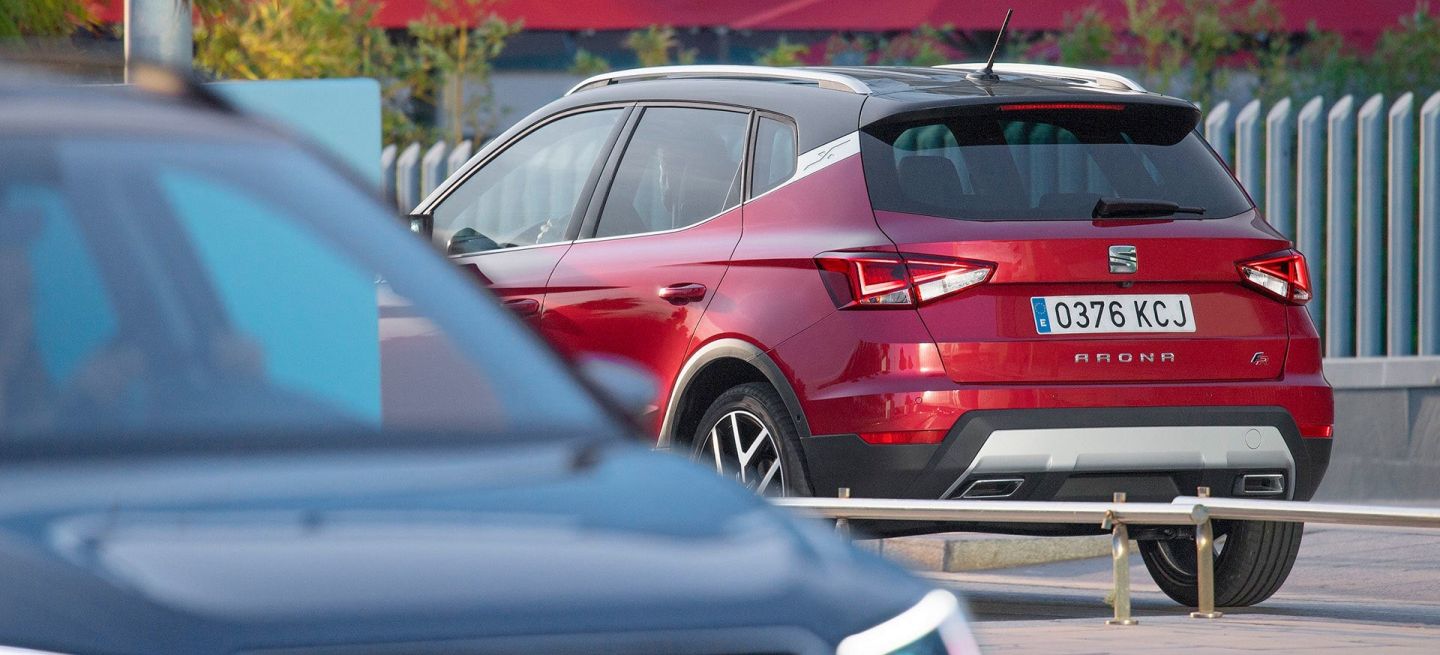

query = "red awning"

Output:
[[93, 0, 1423, 39]]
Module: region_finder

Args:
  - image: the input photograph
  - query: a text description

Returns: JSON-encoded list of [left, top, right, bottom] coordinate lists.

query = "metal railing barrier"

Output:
[[773, 490, 1440, 626]]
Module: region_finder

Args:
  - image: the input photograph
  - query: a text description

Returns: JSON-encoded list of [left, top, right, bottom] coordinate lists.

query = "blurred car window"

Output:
[[433, 108, 622, 254], [0, 135, 611, 439]]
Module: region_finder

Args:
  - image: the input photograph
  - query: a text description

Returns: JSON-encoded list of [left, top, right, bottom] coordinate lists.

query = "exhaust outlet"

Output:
[[958, 478, 1024, 499], [1236, 473, 1285, 496]]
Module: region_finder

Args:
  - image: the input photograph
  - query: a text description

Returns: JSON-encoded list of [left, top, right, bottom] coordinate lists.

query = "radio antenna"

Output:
[[971, 9, 1013, 82]]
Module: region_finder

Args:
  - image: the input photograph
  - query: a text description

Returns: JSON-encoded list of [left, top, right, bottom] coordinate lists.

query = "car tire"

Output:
[[690, 382, 811, 497], [1139, 519, 1303, 607]]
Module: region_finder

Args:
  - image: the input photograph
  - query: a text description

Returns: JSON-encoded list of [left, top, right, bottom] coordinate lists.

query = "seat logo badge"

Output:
[[1251, 352, 1271, 366], [1108, 245, 1138, 274]]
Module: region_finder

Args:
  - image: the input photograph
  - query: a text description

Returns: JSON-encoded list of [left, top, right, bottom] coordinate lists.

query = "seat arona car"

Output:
[[416, 63, 1333, 607]]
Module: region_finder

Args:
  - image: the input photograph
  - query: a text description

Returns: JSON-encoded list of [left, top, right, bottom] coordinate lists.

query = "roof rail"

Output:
[[566, 65, 872, 96], [934, 63, 1147, 92]]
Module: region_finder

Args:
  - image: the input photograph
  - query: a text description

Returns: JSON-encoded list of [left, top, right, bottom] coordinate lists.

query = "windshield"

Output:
[[860, 104, 1253, 221], [0, 134, 614, 441]]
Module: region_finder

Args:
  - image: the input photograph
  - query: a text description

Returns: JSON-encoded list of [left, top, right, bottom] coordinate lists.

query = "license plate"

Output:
[[1031, 294, 1196, 334]]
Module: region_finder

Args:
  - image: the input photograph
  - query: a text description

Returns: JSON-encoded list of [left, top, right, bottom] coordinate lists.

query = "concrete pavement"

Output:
[[919, 524, 1440, 652]]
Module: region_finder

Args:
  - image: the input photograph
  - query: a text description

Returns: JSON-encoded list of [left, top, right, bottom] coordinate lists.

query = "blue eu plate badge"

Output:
[[1031, 297, 1052, 334]]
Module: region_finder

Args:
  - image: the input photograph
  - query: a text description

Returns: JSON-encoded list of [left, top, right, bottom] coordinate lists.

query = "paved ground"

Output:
[[925, 524, 1440, 653]]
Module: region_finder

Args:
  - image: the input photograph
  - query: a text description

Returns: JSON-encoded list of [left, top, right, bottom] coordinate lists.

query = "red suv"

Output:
[[414, 64, 1333, 607]]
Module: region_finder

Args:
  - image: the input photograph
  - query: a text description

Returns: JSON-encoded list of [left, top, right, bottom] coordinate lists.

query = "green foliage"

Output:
[[1285, 4, 1440, 103], [1182, 0, 1239, 108], [0, 0, 93, 40], [569, 48, 611, 76], [195, 0, 381, 80], [1054, 7, 1115, 66], [1248, 35, 1292, 106], [876, 24, 955, 67], [623, 25, 695, 67], [821, 34, 872, 66], [1367, 2, 1440, 99], [1124, 0, 1180, 91], [195, 0, 522, 145], [1290, 25, 1363, 100], [406, 0, 523, 143], [754, 38, 809, 67], [1119, 0, 1289, 108], [194, 0, 423, 142]]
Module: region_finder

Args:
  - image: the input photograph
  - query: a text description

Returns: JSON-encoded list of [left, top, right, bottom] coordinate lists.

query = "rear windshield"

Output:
[[860, 104, 1252, 221]]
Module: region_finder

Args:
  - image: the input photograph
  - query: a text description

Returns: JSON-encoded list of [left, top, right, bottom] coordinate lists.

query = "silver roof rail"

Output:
[[934, 62, 1147, 92], [566, 65, 872, 96]]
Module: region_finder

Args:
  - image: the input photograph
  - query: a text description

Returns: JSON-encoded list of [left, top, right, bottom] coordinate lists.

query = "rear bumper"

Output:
[[799, 406, 1331, 504]]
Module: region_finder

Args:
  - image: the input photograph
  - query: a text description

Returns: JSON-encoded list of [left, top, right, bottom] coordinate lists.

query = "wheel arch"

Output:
[[659, 338, 811, 450]]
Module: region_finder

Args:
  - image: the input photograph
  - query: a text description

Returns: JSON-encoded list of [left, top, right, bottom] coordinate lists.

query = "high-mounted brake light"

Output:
[[999, 102, 1125, 112], [1238, 250, 1311, 305], [816, 252, 995, 309]]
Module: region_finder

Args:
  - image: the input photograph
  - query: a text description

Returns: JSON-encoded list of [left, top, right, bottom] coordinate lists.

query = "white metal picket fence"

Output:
[[385, 90, 1440, 359], [1206, 92, 1440, 358]]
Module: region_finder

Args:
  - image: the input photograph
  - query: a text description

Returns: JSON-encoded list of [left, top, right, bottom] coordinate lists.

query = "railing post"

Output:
[[1355, 94, 1387, 357], [1388, 93, 1417, 356], [1236, 99, 1264, 207], [420, 141, 449, 199], [1105, 492, 1137, 626], [446, 139, 474, 177], [1266, 98, 1295, 238], [380, 144, 398, 211], [1190, 487, 1223, 619], [1297, 97, 1327, 339], [1421, 92, 1440, 356], [1206, 101, 1234, 167], [835, 487, 851, 538], [1326, 96, 1357, 357], [393, 142, 422, 213]]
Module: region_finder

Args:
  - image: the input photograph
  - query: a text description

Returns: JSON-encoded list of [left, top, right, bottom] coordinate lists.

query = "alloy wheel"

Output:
[[699, 410, 787, 496]]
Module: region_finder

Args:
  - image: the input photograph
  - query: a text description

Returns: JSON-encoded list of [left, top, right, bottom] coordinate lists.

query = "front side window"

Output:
[[434, 109, 622, 254], [0, 136, 613, 440], [861, 104, 1252, 221], [594, 107, 748, 239]]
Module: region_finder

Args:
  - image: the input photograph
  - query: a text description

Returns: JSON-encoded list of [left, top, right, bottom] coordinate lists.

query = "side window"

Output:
[[751, 117, 797, 197], [594, 107, 748, 239], [3, 185, 117, 388], [434, 109, 622, 254], [160, 169, 385, 423]]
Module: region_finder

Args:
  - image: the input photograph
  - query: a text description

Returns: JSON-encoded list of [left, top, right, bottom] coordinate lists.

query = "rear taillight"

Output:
[[1238, 250, 1311, 305], [816, 252, 995, 309]]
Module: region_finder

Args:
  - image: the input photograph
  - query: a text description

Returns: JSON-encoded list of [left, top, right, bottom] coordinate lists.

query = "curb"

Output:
[[869, 533, 1112, 572]]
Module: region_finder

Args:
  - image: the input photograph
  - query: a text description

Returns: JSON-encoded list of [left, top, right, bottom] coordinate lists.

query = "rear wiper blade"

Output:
[[1093, 197, 1206, 219]]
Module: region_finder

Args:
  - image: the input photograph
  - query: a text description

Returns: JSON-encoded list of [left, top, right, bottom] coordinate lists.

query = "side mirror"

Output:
[[447, 227, 500, 255], [575, 355, 658, 427], [407, 211, 433, 238]]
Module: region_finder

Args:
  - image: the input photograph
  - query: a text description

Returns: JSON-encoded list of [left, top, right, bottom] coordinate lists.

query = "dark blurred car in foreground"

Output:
[[0, 67, 979, 654]]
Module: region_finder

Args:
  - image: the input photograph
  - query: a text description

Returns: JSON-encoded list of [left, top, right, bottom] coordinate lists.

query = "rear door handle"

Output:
[[502, 298, 541, 317], [659, 283, 707, 304]]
